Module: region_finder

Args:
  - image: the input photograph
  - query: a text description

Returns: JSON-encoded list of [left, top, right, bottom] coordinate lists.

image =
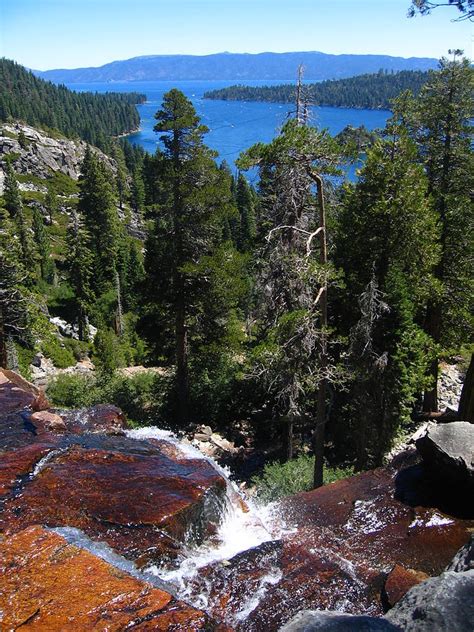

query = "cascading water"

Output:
[[126, 426, 290, 621]]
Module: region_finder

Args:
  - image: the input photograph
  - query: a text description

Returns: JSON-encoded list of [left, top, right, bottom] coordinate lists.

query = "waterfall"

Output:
[[126, 426, 290, 617]]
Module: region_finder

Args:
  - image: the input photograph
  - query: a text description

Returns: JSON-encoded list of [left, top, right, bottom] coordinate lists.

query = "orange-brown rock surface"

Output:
[[0, 526, 226, 631], [0, 371, 233, 630], [2, 440, 227, 563], [382, 564, 429, 608], [184, 463, 474, 631]]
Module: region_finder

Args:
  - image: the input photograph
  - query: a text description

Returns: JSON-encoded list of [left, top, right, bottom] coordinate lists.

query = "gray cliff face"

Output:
[[0, 122, 115, 193]]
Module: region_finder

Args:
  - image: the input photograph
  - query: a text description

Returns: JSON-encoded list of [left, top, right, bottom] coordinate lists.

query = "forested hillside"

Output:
[[0, 54, 472, 492], [204, 70, 431, 109], [0, 59, 145, 148]]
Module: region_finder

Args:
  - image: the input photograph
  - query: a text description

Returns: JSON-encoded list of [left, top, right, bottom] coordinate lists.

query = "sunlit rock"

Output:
[[385, 570, 474, 631], [0, 525, 223, 631]]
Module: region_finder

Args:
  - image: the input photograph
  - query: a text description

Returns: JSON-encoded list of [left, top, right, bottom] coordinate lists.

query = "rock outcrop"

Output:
[[181, 463, 474, 631], [1, 525, 228, 631], [415, 422, 474, 489], [385, 570, 474, 631], [446, 534, 474, 572], [279, 610, 400, 631], [0, 122, 115, 190]]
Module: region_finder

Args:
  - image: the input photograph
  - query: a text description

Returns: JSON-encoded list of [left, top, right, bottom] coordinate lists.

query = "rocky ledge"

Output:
[[0, 122, 115, 191], [0, 368, 232, 630], [1, 367, 473, 631], [1, 526, 231, 631]]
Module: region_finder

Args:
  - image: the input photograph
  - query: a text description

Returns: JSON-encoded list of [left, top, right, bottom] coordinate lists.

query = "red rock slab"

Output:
[[61, 404, 128, 434], [3, 445, 227, 564], [0, 525, 224, 631], [0, 443, 56, 500], [190, 465, 474, 631], [0, 371, 35, 412], [0, 368, 49, 411], [383, 564, 429, 608]]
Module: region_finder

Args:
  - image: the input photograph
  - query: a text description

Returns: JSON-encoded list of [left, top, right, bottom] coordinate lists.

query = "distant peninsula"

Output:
[[203, 70, 431, 110], [34, 51, 438, 83]]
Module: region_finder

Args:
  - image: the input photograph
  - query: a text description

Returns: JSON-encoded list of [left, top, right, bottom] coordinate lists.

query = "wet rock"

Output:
[[385, 570, 474, 631], [382, 565, 429, 609], [446, 534, 474, 572], [415, 422, 474, 488], [61, 404, 128, 434], [197, 466, 474, 631], [279, 610, 401, 631], [30, 410, 67, 433], [2, 439, 227, 565], [0, 525, 220, 631]]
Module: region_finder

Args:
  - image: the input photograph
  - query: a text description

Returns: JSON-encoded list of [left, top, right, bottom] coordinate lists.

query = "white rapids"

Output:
[[125, 426, 289, 614]]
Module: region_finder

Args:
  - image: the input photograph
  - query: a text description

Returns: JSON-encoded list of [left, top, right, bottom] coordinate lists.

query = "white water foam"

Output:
[[126, 425, 288, 609], [409, 512, 454, 529], [233, 568, 283, 622], [31, 448, 68, 478]]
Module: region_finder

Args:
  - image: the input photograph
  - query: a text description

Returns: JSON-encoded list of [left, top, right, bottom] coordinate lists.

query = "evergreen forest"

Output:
[[0, 52, 472, 489], [204, 70, 431, 110], [0, 58, 145, 149]]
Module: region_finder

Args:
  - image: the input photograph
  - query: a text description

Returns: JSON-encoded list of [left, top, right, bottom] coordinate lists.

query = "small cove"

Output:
[[67, 79, 390, 177]]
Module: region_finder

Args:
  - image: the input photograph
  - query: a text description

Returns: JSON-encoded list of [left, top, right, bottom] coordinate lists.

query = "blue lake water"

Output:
[[67, 80, 390, 178]]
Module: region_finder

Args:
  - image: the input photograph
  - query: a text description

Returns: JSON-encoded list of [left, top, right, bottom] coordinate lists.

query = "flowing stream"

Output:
[[125, 427, 290, 619]]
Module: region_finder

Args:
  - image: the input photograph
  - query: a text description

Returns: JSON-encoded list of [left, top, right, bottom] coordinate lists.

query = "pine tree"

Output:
[[111, 142, 129, 211], [400, 53, 473, 411], [32, 208, 51, 281], [78, 148, 119, 293], [0, 204, 27, 367], [130, 166, 145, 215], [238, 119, 342, 486], [143, 89, 238, 423], [235, 173, 257, 252], [2, 160, 34, 274], [66, 212, 94, 341], [3, 160, 23, 220], [44, 185, 58, 225], [335, 124, 439, 467]]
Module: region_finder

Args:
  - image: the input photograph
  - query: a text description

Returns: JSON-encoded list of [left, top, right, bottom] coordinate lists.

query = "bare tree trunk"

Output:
[[0, 316, 7, 369], [175, 286, 189, 424], [115, 271, 124, 337], [287, 415, 294, 460], [308, 173, 327, 489], [458, 353, 474, 423]]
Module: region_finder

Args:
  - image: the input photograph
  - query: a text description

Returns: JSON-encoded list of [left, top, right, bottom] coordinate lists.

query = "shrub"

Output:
[[47, 373, 96, 408], [252, 454, 354, 502], [46, 370, 161, 424], [41, 336, 75, 368]]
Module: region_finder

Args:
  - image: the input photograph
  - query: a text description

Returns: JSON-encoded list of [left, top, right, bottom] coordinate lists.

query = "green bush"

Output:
[[47, 373, 96, 408], [63, 337, 91, 361], [41, 336, 75, 368], [252, 454, 354, 502], [46, 370, 160, 424]]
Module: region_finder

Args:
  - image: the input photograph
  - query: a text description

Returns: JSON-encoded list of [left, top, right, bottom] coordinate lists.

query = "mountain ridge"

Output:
[[34, 51, 438, 83]]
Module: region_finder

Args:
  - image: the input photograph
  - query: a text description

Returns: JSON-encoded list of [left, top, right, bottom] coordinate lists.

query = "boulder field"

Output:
[[0, 368, 473, 631]]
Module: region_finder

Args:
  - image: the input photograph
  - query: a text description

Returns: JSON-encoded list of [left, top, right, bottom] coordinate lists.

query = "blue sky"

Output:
[[0, 0, 472, 70]]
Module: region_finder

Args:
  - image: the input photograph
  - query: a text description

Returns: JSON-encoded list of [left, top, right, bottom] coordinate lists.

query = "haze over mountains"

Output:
[[35, 51, 438, 83]]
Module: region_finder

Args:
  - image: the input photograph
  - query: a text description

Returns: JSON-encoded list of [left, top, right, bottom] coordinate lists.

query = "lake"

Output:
[[67, 80, 390, 177]]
